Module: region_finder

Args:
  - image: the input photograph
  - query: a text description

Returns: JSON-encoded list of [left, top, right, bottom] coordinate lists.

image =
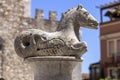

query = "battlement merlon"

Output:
[[49, 11, 57, 22], [35, 9, 44, 20], [35, 9, 57, 22]]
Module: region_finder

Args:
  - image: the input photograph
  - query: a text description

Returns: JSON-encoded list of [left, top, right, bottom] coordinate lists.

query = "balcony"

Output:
[[98, 1, 120, 24]]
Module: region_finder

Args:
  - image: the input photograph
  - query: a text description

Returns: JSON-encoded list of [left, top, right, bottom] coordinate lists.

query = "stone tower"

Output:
[[0, 0, 58, 80], [0, 0, 31, 17], [24, 0, 31, 17]]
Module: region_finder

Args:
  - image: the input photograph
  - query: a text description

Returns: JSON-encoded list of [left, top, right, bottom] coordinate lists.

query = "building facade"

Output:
[[90, 1, 120, 79], [100, 19, 120, 79], [89, 62, 100, 80], [0, 0, 58, 80]]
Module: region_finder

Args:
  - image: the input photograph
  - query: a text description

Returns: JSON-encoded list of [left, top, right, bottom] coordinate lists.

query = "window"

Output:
[[109, 69, 115, 78], [107, 38, 120, 57], [96, 68, 100, 73], [108, 68, 120, 79], [117, 69, 120, 79], [117, 39, 120, 55], [108, 68, 116, 79], [108, 40, 115, 57], [91, 68, 95, 79]]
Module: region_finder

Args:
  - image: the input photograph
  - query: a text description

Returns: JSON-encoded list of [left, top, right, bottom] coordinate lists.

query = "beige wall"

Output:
[[0, 0, 58, 80]]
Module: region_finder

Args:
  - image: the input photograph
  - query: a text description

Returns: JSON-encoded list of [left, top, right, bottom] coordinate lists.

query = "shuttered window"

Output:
[[107, 39, 120, 57], [117, 39, 120, 55], [108, 40, 115, 57]]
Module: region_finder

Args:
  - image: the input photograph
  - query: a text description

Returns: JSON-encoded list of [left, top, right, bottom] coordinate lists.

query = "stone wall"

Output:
[[0, 0, 59, 80]]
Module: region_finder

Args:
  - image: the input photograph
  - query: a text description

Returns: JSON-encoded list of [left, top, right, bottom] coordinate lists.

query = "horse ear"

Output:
[[77, 4, 83, 10]]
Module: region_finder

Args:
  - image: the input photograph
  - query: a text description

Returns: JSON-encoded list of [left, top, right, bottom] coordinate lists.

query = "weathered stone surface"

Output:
[[26, 57, 82, 80], [14, 5, 98, 80], [14, 5, 98, 59]]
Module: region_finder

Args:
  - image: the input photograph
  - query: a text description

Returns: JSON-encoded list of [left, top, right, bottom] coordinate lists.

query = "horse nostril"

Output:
[[96, 22, 98, 26], [93, 20, 98, 26]]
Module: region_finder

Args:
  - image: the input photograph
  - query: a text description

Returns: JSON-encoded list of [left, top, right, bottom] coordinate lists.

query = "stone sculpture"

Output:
[[14, 5, 98, 59], [14, 5, 98, 80]]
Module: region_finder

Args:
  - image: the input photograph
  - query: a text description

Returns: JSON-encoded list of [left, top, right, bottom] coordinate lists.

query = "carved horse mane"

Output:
[[56, 5, 98, 41], [57, 4, 98, 31]]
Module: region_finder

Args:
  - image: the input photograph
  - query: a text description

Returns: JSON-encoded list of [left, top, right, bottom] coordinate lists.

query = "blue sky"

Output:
[[31, 0, 115, 73]]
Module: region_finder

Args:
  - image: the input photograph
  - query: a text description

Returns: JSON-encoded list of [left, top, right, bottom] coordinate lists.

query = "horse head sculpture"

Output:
[[57, 4, 98, 41]]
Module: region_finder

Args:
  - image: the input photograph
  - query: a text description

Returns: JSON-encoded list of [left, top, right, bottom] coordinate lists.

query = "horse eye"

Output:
[[84, 12, 89, 16]]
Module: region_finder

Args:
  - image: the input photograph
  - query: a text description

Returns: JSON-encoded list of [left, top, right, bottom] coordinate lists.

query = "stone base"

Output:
[[26, 56, 82, 80]]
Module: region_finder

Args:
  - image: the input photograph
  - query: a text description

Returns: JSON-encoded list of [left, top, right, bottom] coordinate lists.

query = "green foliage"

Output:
[[99, 76, 117, 80]]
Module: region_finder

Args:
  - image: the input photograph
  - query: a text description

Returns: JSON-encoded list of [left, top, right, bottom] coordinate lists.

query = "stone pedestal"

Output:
[[26, 56, 82, 80]]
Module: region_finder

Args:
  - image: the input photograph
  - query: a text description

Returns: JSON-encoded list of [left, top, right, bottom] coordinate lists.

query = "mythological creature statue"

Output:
[[14, 5, 98, 59]]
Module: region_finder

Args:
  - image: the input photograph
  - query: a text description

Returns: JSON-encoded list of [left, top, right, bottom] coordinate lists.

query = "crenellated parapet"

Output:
[[31, 9, 58, 32], [35, 9, 57, 22]]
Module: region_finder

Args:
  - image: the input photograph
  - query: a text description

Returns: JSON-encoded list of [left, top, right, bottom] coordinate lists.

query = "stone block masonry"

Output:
[[0, 0, 58, 80]]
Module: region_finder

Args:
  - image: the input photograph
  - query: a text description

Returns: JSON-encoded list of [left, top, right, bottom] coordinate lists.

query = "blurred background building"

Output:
[[90, 0, 120, 80]]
